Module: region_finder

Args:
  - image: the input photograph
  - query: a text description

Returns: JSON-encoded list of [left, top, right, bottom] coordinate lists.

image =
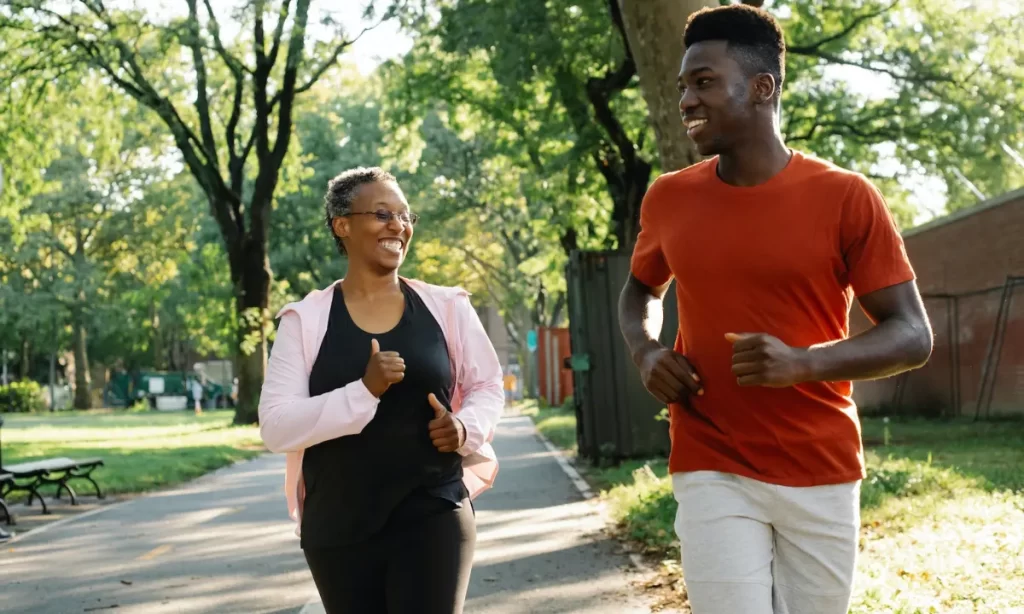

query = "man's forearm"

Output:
[[619, 277, 666, 364], [805, 316, 933, 383]]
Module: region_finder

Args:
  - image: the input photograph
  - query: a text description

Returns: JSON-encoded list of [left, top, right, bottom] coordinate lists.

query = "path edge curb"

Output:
[[531, 424, 595, 500], [524, 414, 662, 576]]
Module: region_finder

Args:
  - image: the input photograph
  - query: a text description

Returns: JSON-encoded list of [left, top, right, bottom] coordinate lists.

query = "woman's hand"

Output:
[[427, 393, 466, 453], [362, 338, 405, 398]]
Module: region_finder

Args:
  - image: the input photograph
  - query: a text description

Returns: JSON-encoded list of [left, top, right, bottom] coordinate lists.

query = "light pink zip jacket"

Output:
[[258, 277, 504, 533]]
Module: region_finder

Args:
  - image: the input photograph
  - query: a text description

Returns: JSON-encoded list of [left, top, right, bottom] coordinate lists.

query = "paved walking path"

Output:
[[0, 414, 650, 613]]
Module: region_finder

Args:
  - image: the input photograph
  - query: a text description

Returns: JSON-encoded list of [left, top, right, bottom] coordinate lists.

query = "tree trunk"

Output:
[[231, 237, 272, 425], [19, 336, 31, 380], [607, 162, 654, 251], [151, 303, 166, 370], [71, 309, 92, 409], [617, 0, 711, 172]]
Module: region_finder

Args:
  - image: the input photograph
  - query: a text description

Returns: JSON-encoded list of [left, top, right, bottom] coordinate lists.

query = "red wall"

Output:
[[537, 327, 574, 407]]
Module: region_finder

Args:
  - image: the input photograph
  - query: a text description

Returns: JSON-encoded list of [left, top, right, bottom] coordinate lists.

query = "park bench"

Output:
[[0, 472, 12, 525], [0, 416, 105, 516]]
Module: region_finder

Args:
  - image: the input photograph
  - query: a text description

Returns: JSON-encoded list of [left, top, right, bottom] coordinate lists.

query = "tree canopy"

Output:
[[1, 0, 1020, 413]]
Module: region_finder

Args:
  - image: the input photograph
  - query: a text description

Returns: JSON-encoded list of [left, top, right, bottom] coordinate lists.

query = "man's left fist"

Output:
[[725, 332, 812, 388]]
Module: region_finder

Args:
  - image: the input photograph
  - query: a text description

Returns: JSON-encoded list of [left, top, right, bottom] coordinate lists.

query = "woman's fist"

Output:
[[362, 338, 405, 398]]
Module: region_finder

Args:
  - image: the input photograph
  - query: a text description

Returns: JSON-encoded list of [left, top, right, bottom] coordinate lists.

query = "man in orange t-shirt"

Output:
[[618, 6, 933, 614]]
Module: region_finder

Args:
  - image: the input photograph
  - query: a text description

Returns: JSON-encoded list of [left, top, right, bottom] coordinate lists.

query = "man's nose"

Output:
[[679, 87, 699, 115]]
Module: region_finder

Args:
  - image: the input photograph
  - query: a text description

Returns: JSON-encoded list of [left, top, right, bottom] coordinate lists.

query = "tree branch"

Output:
[[267, 0, 294, 71], [200, 0, 250, 201], [787, 118, 924, 144], [201, 0, 252, 74], [788, 1, 901, 55], [201, 0, 252, 191], [39, 8, 243, 248], [585, 56, 641, 173], [787, 1, 953, 87], [248, 0, 310, 250], [184, 0, 218, 170], [253, 2, 272, 163], [254, 0, 268, 67], [269, 0, 309, 169], [270, 7, 391, 110], [792, 48, 953, 85]]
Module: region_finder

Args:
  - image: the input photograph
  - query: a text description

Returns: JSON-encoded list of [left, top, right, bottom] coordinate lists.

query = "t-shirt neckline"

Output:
[[707, 148, 801, 192]]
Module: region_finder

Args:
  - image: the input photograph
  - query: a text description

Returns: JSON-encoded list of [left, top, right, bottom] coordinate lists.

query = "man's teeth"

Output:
[[687, 119, 707, 128]]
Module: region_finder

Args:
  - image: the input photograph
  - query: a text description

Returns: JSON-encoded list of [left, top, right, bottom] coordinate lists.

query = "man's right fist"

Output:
[[636, 343, 703, 405], [362, 338, 405, 398]]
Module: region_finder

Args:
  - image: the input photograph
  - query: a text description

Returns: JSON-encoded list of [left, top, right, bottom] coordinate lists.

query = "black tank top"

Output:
[[301, 281, 468, 549]]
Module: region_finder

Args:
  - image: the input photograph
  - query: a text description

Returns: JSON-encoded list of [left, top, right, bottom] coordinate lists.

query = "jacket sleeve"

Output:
[[451, 294, 505, 456], [258, 310, 380, 453]]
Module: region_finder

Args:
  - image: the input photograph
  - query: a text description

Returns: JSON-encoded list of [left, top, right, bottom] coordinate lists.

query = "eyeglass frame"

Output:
[[341, 209, 420, 226]]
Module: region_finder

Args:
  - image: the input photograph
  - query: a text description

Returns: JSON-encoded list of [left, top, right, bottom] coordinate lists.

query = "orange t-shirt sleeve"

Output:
[[840, 175, 916, 297], [630, 179, 673, 288]]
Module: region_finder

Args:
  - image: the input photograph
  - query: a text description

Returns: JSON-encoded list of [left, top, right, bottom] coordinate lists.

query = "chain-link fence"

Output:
[[857, 276, 1024, 417]]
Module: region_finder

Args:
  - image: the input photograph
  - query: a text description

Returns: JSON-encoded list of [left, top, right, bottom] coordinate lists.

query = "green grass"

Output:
[[516, 398, 578, 453], [1, 409, 264, 501], [521, 404, 1024, 613]]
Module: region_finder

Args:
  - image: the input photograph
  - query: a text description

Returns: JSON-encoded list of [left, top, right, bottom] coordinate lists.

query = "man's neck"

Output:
[[341, 266, 401, 299], [716, 131, 792, 188]]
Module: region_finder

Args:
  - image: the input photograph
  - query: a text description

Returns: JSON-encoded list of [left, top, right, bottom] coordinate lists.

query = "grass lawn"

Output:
[[520, 401, 1024, 613], [516, 399, 579, 454], [1, 409, 265, 502]]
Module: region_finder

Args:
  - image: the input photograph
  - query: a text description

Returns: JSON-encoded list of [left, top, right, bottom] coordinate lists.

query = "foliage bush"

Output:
[[0, 380, 47, 413]]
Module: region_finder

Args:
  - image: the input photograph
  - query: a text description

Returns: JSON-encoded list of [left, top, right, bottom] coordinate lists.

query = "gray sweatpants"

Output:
[[673, 471, 860, 614]]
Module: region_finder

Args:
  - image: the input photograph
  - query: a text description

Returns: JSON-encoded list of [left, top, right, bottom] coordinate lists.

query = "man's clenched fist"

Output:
[[726, 332, 812, 388]]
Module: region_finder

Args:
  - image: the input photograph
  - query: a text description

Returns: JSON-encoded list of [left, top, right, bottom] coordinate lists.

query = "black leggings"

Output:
[[303, 500, 476, 614]]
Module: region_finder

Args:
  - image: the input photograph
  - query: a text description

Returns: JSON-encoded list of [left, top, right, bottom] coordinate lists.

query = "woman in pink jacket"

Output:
[[258, 167, 504, 614]]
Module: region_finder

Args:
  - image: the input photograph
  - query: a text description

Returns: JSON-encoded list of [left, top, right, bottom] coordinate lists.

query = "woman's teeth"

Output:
[[380, 239, 403, 253]]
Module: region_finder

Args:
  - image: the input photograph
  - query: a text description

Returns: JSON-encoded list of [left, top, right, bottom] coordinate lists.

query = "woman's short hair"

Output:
[[323, 166, 397, 255]]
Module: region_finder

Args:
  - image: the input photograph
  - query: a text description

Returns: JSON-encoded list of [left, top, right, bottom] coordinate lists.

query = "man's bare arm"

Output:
[[619, 274, 702, 402], [806, 280, 933, 382], [618, 274, 672, 363], [728, 281, 933, 387]]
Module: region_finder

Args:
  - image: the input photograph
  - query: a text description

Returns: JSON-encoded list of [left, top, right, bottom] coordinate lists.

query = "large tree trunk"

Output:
[[231, 235, 272, 425], [71, 308, 92, 410], [617, 0, 711, 172]]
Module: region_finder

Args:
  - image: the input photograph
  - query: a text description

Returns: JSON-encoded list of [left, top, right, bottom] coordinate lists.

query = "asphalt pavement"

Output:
[[0, 413, 651, 613]]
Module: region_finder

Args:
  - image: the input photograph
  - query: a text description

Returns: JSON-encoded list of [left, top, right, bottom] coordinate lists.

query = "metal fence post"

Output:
[[975, 277, 1015, 420]]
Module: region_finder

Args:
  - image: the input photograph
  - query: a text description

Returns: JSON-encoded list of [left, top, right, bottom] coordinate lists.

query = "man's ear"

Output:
[[754, 73, 777, 104]]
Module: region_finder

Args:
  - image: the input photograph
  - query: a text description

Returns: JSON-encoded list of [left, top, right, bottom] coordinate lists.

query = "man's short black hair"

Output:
[[683, 5, 786, 96]]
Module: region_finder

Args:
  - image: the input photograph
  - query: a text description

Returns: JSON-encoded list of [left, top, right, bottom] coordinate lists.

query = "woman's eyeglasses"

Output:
[[344, 209, 420, 226]]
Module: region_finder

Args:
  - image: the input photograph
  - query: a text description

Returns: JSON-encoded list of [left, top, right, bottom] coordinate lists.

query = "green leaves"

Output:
[[778, 0, 1024, 213]]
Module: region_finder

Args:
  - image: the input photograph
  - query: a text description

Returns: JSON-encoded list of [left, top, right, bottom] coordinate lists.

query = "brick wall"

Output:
[[899, 187, 1024, 295], [852, 187, 1024, 415]]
